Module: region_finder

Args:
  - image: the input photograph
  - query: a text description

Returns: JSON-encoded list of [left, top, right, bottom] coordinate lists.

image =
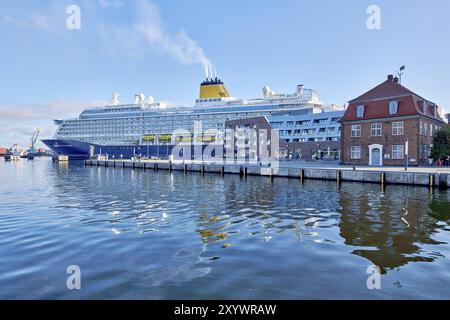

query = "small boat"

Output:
[[4, 155, 11, 161], [52, 155, 69, 162]]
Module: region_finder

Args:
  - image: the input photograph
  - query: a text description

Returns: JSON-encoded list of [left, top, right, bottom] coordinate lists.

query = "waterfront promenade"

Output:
[[84, 159, 450, 189]]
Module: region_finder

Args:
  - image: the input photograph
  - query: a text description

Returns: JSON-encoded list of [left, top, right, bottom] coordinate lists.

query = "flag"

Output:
[[400, 65, 406, 71]]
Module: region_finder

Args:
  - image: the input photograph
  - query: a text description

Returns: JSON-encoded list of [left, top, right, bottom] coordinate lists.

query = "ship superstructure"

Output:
[[43, 75, 343, 159]]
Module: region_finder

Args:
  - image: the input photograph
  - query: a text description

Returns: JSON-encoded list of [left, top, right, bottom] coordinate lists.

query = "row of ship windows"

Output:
[[279, 127, 341, 135], [284, 137, 340, 143], [78, 110, 272, 121], [81, 105, 281, 118], [57, 127, 224, 135], [63, 122, 222, 127], [57, 122, 227, 132], [63, 115, 266, 127], [270, 118, 341, 127]]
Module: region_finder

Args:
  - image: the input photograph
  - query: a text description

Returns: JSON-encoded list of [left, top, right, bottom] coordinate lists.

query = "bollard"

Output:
[[300, 169, 304, 183], [336, 170, 341, 185], [380, 172, 385, 186]]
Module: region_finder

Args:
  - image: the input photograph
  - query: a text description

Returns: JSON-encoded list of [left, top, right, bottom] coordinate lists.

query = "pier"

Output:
[[84, 159, 450, 189]]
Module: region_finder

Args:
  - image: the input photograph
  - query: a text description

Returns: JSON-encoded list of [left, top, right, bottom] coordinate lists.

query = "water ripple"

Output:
[[0, 159, 449, 299]]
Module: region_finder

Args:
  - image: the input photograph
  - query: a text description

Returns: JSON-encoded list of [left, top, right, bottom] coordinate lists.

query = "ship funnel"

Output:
[[199, 71, 230, 99], [209, 64, 213, 81], [204, 64, 209, 80], [213, 65, 217, 79]]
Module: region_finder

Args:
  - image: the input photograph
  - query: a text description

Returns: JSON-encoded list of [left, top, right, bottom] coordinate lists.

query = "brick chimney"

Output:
[[387, 74, 394, 81], [393, 77, 399, 83]]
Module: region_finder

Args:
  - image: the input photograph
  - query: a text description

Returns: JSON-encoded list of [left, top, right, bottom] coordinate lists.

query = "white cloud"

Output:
[[99, 0, 125, 8], [2, 12, 52, 31], [2, 14, 28, 28], [0, 100, 106, 147], [30, 13, 51, 31], [0, 100, 91, 121], [135, 0, 211, 71], [99, 0, 212, 76]]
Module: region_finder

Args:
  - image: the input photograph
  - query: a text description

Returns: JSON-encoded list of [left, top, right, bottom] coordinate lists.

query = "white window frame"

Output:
[[356, 105, 365, 118], [351, 124, 361, 137], [389, 101, 399, 115], [392, 121, 404, 135], [371, 123, 382, 136], [392, 145, 404, 160], [350, 146, 361, 159]]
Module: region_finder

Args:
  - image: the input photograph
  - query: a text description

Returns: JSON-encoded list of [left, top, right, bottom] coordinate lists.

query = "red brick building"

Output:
[[340, 75, 445, 166]]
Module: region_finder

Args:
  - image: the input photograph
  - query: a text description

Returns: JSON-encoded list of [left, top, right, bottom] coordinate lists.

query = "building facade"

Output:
[[225, 108, 344, 161], [340, 75, 445, 166]]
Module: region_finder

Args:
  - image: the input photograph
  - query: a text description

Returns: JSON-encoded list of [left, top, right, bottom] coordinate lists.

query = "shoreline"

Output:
[[84, 159, 450, 189]]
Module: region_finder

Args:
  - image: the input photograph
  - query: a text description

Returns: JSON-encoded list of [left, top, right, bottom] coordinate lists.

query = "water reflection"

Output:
[[47, 163, 450, 277], [2, 159, 449, 299], [338, 183, 448, 273]]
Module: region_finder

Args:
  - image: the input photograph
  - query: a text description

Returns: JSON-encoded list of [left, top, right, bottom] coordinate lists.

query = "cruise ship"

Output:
[[43, 75, 342, 159]]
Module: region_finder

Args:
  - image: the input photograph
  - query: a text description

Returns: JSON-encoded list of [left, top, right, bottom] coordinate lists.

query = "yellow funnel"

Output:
[[199, 79, 230, 99]]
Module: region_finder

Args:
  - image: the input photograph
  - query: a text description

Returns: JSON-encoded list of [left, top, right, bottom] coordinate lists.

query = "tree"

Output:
[[430, 126, 450, 161]]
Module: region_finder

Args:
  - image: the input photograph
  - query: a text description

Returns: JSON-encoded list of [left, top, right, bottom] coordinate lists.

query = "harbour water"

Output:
[[0, 158, 449, 299]]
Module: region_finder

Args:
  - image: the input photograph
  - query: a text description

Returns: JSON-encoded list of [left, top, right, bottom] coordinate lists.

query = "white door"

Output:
[[372, 148, 381, 166]]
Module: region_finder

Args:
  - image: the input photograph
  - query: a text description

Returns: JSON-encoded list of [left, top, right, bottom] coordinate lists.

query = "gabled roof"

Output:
[[350, 78, 415, 103], [341, 75, 444, 123]]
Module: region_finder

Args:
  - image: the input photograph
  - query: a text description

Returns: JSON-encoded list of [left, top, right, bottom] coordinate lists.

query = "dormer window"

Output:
[[389, 101, 398, 115], [356, 105, 365, 118]]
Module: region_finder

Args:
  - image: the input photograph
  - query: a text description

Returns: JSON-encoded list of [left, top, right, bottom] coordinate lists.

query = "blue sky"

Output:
[[1, 0, 449, 147]]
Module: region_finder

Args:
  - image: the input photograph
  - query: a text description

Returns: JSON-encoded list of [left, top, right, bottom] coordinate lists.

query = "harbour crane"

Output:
[[8, 143, 18, 154], [4, 144, 19, 161], [27, 129, 40, 156]]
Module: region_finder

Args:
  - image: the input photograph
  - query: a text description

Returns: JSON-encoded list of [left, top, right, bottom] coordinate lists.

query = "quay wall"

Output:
[[84, 160, 450, 189]]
